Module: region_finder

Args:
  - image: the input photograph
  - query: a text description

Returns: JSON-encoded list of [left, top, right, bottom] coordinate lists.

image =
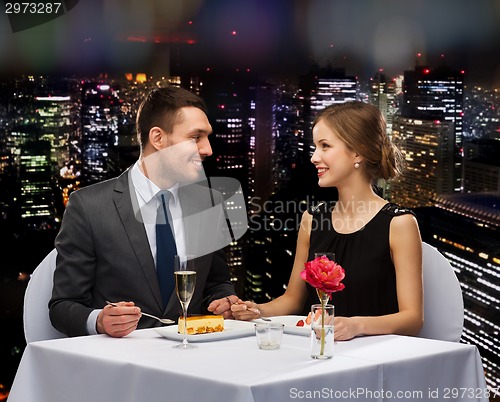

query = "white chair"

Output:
[[418, 242, 464, 342], [23, 248, 67, 343]]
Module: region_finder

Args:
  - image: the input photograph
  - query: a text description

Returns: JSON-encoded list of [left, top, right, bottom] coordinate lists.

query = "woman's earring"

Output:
[[354, 162, 360, 169]]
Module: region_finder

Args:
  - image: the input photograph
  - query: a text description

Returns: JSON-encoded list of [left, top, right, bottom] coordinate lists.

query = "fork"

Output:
[[248, 307, 272, 322], [106, 301, 175, 325]]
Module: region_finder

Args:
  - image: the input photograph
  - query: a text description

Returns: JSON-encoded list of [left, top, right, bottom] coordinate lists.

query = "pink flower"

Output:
[[300, 256, 345, 295]]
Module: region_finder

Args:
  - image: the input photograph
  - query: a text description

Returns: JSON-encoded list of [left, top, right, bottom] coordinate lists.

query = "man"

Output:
[[49, 86, 240, 338]]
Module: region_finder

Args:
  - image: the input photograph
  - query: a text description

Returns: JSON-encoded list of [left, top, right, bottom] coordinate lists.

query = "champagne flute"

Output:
[[173, 255, 197, 349]]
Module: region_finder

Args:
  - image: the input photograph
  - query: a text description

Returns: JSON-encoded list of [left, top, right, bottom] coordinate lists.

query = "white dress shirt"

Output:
[[86, 162, 186, 334], [129, 162, 187, 262]]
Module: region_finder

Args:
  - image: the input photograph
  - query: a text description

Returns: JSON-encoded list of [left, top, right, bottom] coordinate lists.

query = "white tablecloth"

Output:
[[8, 328, 489, 402]]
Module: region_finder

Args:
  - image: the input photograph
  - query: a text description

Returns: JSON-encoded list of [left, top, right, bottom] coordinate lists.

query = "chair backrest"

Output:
[[23, 248, 67, 343], [418, 242, 464, 342]]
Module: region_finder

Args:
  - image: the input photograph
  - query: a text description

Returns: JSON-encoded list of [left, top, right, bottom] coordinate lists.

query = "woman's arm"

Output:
[[232, 211, 312, 320], [334, 213, 424, 340]]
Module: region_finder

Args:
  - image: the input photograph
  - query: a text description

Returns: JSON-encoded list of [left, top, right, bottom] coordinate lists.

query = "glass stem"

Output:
[[182, 304, 188, 345]]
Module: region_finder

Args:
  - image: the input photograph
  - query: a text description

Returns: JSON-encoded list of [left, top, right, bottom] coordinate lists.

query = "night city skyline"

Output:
[[1, 0, 500, 398]]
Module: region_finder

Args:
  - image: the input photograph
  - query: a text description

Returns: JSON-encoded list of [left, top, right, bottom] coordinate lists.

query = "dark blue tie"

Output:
[[156, 192, 177, 309]]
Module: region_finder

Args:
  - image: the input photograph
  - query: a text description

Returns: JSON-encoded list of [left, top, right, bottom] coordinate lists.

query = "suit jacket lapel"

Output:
[[113, 169, 164, 310]]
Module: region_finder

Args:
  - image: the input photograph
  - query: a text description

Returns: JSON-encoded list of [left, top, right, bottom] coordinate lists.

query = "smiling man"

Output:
[[49, 87, 240, 338], [138, 93, 213, 188]]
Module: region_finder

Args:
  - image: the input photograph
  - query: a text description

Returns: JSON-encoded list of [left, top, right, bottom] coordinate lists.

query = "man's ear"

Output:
[[149, 127, 163, 151]]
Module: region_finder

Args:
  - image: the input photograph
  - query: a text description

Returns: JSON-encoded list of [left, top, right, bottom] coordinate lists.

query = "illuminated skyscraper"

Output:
[[390, 117, 454, 207], [250, 84, 274, 209], [416, 194, 500, 389], [35, 95, 75, 173], [201, 73, 250, 191], [369, 70, 398, 135], [310, 73, 357, 111], [244, 83, 306, 302], [298, 66, 357, 157], [81, 83, 120, 185], [201, 72, 253, 296], [19, 140, 54, 223], [1, 76, 69, 227], [270, 83, 303, 194], [402, 65, 464, 191]]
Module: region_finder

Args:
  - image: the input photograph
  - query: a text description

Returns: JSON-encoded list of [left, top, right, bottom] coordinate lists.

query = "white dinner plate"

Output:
[[261, 315, 310, 336], [154, 319, 255, 342]]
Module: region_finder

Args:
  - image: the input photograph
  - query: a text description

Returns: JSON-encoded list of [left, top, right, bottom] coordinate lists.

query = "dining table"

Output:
[[8, 321, 490, 402]]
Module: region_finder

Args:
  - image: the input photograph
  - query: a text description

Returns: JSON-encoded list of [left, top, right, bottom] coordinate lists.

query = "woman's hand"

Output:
[[333, 316, 361, 341], [230, 301, 261, 321]]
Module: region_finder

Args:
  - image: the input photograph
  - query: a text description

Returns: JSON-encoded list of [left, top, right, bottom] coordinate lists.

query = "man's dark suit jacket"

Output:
[[49, 168, 235, 337]]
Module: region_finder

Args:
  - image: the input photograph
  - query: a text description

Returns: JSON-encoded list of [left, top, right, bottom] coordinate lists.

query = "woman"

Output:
[[232, 101, 423, 340]]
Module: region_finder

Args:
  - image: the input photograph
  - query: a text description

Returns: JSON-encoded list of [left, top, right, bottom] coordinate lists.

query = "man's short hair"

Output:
[[136, 86, 208, 150]]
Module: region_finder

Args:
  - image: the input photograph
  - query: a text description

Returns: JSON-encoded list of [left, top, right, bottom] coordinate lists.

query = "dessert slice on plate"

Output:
[[178, 315, 224, 335]]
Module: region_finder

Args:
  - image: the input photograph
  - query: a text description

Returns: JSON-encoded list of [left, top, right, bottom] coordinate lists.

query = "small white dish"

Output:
[[263, 315, 310, 336], [155, 319, 255, 342]]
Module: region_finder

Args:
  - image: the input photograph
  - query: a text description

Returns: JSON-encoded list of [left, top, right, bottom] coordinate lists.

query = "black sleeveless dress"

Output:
[[302, 202, 415, 317]]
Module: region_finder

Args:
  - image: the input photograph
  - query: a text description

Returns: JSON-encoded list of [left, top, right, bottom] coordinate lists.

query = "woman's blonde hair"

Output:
[[312, 101, 404, 183]]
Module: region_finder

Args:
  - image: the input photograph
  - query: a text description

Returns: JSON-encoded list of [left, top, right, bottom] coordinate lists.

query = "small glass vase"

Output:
[[310, 302, 334, 359]]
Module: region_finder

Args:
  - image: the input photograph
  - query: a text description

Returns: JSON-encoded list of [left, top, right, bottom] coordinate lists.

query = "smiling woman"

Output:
[[233, 101, 423, 343], [312, 101, 404, 186]]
